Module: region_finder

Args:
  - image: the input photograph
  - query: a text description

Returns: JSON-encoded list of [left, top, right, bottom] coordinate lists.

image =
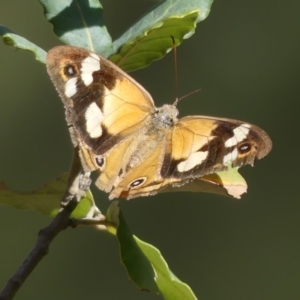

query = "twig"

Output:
[[0, 147, 83, 300]]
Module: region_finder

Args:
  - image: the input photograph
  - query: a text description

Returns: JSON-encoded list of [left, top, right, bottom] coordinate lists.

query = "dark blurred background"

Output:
[[0, 1, 299, 299]]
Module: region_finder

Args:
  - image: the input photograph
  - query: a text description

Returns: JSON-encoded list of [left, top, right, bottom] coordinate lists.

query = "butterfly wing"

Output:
[[162, 116, 272, 178], [46, 46, 155, 151], [46, 46, 155, 184], [47, 46, 272, 200], [109, 116, 272, 199]]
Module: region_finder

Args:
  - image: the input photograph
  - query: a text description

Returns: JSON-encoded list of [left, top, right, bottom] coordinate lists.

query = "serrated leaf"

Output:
[[0, 25, 46, 63], [106, 202, 197, 299], [162, 167, 248, 199], [109, 0, 213, 71], [0, 173, 94, 219], [40, 0, 112, 56]]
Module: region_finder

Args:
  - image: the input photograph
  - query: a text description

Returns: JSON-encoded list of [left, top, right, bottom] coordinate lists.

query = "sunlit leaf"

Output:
[[106, 202, 197, 299], [110, 0, 213, 71], [0, 25, 46, 63], [0, 173, 94, 218], [40, 0, 112, 56], [162, 167, 248, 199]]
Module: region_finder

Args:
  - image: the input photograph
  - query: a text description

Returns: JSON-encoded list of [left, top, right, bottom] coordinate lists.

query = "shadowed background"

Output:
[[0, 1, 299, 299]]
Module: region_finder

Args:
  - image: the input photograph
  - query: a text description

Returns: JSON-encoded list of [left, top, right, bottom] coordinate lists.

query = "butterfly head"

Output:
[[154, 104, 179, 128]]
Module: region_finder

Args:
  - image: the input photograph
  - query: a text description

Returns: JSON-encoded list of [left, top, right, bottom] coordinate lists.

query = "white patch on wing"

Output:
[[177, 151, 208, 172], [85, 102, 103, 138], [81, 54, 100, 86], [224, 124, 251, 148], [223, 147, 238, 164], [89, 52, 99, 60], [65, 77, 77, 97]]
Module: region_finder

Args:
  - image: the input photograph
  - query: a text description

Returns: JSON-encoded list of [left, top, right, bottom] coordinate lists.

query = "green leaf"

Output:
[[109, 0, 213, 71], [40, 0, 112, 56], [106, 202, 197, 299], [0, 25, 46, 63], [0, 173, 94, 219], [162, 167, 248, 199], [40, 0, 213, 71]]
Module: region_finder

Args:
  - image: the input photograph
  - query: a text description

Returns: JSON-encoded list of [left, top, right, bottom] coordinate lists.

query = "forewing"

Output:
[[46, 46, 155, 155], [161, 116, 272, 180]]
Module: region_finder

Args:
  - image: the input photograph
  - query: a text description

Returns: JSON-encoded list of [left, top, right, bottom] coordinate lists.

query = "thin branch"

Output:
[[0, 147, 83, 300]]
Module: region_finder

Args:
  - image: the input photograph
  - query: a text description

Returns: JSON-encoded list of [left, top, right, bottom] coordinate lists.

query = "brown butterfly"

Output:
[[46, 46, 272, 200]]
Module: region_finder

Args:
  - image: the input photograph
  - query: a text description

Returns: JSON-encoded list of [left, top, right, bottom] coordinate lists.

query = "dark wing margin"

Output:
[[159, 116, 272, 180]]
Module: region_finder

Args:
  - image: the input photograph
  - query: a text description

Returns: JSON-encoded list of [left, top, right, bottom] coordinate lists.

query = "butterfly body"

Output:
[[47, 46, 272, 200]]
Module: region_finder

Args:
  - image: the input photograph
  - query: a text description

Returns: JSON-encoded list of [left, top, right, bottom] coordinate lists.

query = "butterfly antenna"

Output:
[[171, 36, 180, 106], [170, 36, 200, 106], [177, 89, 201, 104]]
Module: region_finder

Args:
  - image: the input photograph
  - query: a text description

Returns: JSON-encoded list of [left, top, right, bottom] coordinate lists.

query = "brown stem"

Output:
[[0, 148, 83, 300]]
